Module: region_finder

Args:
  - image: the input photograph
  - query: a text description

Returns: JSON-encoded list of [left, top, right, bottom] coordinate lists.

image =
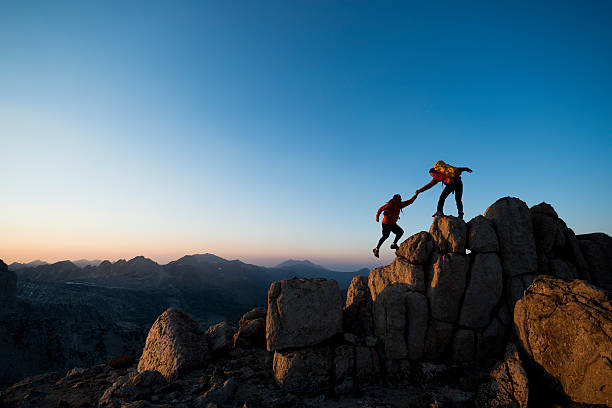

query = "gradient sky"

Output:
[[1, 1, 611, 270]]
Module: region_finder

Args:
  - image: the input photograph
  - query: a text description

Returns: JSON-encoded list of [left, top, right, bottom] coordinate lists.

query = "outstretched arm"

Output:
[[458, 167, 472, 174], [416, 179, 438, 194], [401, 192, 419, 208], [376, 203, 388, 222]]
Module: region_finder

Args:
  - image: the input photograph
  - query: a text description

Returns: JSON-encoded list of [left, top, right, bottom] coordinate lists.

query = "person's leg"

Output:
[[377, 223, 392, 249], [437, 183, 454, 214], [454, 178, 464, 218], [391, 224, 404, 244]]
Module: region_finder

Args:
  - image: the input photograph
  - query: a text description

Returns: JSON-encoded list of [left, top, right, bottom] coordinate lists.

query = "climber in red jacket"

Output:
[[416, 164, 472, 219], [373, 193, 418, 258]]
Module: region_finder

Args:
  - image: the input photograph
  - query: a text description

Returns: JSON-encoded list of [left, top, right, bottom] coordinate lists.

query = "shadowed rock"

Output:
[[426, 252, 469, 323], [273, 345, 332, 393], [514, 276, 612, 405], [373, 285, 409, 359], [266, 278, 342, 351], [137, 308, 209, 380], [475, 343, 529, 408], [459, 253, 503, 328], [578, 232, 612, 287], [205, 322, 236, 354], [485, 197, 537, 278], [467, 215, 499, 253], [343, 275, 374, 337], [0, 260, 17, 305]]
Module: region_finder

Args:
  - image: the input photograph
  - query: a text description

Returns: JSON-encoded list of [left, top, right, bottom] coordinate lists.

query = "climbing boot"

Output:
[[373, 248, 380, 258], [390, 243, 399, 250]]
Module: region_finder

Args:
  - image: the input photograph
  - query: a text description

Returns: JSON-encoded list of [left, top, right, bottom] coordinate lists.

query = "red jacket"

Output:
[[376, 196, 416, 224], [417, 172, 453, 193]]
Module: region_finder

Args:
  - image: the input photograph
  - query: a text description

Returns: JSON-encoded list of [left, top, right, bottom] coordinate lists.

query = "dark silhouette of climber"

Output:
[[416, 160, 472, 219], [373, 193, 418, 258]]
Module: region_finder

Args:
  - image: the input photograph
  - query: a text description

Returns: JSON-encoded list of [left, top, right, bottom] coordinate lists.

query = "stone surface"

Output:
[[426, 253, 469, 323], [514, 276, 612, 405], [343, 275, 374, 338], [99, 370, 167, 406], [373, 285, 408, 359], [368, 257, 425, 299], [238, 307, 266, 329], [578, 232, 612, 287], [467, 215, 499, 253], [476, 317, 506, 360], [484, 197, 537, 278], [424, 319, 454, 359], [549, 259, 578, 280], [475, 343, 529, 408], [273, 346, 332, 393], [429, 216, 467, 254], [334, 345, 380, 383], [195, 378, 237, 407], [396, 231, 435, 263], [459, 253, 503, 328], [405, 291, 429, 360], [452, 329, 474, 362], [233, 317, 265, 348], [266, 278, 343, 351], [137, 308, 209, 380], [205, 322, 236, 354]]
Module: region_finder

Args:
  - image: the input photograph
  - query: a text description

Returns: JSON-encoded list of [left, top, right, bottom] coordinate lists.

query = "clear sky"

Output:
[[1, 1, 611, 270]]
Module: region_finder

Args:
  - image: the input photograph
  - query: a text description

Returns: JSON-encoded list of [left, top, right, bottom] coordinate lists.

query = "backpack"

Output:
[[434, 160, 459, 179], [383, 199, 401, 220]]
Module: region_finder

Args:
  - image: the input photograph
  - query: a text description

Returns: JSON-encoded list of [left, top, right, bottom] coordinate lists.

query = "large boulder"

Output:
[[368, 257, 425, 299], [373, 285, 408, 359], [0, 260, 17, 304], [578, 232, 612, 287], [343, 276, 374, 337], [429, 216, 467, 253], [205, 322, 236, 354], [234, 308, 266, 348], [273, 345, 332, 393], [396, 231, 435, 263], [475, 343, 529, 408], [467, 215, 499, 253], [137, 308, 209, 380], [266, 278, 343, 351], [514, 276, 612, 405], [405, 291, 429, 360], [238, 307, 266, 328], [426, 253, 469, 323], [458, 253, 503, 328], [484, 197, 537, 278]]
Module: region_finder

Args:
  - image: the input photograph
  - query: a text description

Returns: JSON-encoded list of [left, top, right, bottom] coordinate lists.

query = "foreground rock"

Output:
[[514, 276, 612, 405], [205, 322, 236, 354], [475, 343, 529, 408], [137, 308, 209, 380], [266, 278, 343, 351]]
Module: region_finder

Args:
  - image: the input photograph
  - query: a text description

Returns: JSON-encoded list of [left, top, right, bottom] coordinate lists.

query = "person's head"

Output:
[[429, 167, 437, 176], [392, 194, 401, 203]]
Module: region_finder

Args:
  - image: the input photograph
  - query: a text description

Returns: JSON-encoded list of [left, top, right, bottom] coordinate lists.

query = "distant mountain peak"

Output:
[[275, 259, 325, 270]]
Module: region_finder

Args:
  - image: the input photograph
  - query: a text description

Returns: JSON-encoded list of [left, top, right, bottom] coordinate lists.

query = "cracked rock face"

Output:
[[266, 278, 343, 351], [514, 276, 612, 405]]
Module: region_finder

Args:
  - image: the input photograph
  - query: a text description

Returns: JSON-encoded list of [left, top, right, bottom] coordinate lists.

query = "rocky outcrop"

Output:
[[578, 232, 612, 287], [530, 202, 590, 282], [137, 308, 209, 380], [514, 276, 612, 405], [0, 260, 17, 305], [459, 253, 503, 328], [429, 216, 467, 253], [343, 276, 374, 337], [485, 197, 537, 278], [368, 257, 425, 299], [467, 215, 499, 253], [99, 370, 167, 407], [266, 278, 343, 351], [396, 231, 435, 263], [475, 343, 529, 408], [426, 252, 469, 323]]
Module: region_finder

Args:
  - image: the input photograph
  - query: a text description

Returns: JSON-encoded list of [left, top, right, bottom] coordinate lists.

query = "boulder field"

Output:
[[1, 197, 611, 407]]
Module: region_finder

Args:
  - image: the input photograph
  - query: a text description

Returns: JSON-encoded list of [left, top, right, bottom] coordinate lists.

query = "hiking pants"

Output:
[[438, 177, 463, 216], [377, 222, 404, 248]]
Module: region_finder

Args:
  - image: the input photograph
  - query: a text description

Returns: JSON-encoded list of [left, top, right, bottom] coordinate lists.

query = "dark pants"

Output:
[[377, 222, 404, 249], [438, 177, 463, 216]]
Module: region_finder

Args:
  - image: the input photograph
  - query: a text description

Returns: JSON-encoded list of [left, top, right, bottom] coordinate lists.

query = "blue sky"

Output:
[[1, 1, 611, 270]]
